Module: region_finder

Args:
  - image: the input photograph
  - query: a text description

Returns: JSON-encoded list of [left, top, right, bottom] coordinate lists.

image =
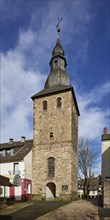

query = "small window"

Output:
[[26, 182, 31, 194], [48, 157, 55, 177], [54, 60, 58, 67], [0, 151, 3, 157], [57, 97, 62, 108], [6, 149, 11, 156], [50, 132, 53, 140], [14, 163, 19, 175], [43, 100, 47, 110]]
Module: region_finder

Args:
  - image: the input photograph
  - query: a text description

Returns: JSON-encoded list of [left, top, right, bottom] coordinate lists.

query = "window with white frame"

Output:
[[26, 182, 31, 194]]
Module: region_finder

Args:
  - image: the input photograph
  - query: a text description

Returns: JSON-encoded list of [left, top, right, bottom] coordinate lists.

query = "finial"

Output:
[[56, 17, 63, 38]]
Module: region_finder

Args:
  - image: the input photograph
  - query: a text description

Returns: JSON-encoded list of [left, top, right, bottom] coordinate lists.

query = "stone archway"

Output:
[[46, 182, 56, 200]]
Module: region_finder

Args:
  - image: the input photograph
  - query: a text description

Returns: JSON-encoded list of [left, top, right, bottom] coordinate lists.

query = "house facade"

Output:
[[78, 176, 102, 199], [0, 137, 32, 201], [101, 127, 110, 208]]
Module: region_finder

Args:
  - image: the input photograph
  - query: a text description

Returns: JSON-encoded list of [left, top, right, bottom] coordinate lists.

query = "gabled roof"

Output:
[[78, 177, 100, 191], [0, 140, 33, 163]]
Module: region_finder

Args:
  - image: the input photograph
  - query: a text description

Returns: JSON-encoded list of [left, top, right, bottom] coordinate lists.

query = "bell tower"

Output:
[[31, 25, 80, 200]]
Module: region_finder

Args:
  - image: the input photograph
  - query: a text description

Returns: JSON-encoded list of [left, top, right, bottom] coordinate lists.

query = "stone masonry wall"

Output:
[[32, 90, 78, 199], [104, 180, 110, 208], [71, 100, 78, 196]]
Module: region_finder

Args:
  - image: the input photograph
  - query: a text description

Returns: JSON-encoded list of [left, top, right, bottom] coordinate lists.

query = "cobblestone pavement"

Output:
[[37, 199, 100, 220], [0, 199, 110, 220], [0, 200, 69, 220]]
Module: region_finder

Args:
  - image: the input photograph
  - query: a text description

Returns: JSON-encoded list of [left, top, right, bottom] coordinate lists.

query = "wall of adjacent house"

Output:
[[0, 160, 32, 200], [103, 180, 110, 208], [0, 186, 10, 198], [24, 150, 32, 179], [89, 190, 98, 198], [78, 189, 83, 198], [102, 129, 110, 208], [0, 162, 24, 181], [0, 162, 24, 199], [78, 189, 98, 198], [102, 140, 110, 179]]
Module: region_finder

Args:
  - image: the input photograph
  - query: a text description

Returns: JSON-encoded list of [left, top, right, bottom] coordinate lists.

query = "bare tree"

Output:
[[78, 137, 98, 198]]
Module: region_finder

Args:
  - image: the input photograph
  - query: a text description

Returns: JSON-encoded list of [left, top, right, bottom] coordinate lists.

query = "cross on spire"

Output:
[[56, 17, 63, 38]]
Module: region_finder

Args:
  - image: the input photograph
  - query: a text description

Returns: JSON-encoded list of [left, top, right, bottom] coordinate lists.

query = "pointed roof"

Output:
[[31, 34, 80, 116], [49, 37, 67, 67], [52, 38, 65, 57], [45, 37, 69, 89]]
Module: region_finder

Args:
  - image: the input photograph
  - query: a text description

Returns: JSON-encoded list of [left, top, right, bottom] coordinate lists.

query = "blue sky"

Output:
[[1, 0, 110, 174]]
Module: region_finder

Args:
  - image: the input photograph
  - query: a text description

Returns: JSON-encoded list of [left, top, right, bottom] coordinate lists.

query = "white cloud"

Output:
[[77, 82, 110, 140], [18, 29, 35, 49], [1, 35, 109, 143], [1, 29, 46, 143], [77, 82, 109, 176], [28, 0, 91, 68]]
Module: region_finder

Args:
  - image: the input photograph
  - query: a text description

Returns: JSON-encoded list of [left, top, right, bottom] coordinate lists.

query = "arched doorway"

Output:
[[46, 182, 56, 200]]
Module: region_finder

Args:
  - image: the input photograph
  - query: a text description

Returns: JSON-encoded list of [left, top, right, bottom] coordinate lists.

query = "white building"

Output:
[[0, 137, 32, 202], [78, 176, 101, 198], [102, 127, 110, 208]]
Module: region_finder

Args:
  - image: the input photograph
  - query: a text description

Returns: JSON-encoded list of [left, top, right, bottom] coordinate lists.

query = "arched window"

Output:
[[54, 60, 58, 67], [57, 97, 62, 108], [43, 100, 47, 110], [48, 157, 55, 177]]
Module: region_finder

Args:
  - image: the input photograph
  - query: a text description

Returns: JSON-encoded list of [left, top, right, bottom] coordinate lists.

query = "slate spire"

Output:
[[44, 31, 71, 89]]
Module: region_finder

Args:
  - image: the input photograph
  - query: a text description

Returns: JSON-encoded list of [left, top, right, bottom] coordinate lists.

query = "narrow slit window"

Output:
[[50, 132, 53, 140], [57, 97, 62, 108], [43, 101, 47, 110], [14, 163, 19, 175]]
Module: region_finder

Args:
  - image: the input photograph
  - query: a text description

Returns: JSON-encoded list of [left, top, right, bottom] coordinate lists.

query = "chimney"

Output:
[[21, 136, 26, 142], [9, 138, 14, 143], [103, 127, 107, 134]]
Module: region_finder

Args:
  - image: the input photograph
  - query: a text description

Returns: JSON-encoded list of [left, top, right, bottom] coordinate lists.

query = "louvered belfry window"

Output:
[[57, 97, 62, 108], [43, 100, 47, 110]]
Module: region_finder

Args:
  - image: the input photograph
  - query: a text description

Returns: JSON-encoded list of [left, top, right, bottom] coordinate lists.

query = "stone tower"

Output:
[[31, 32, 80, 200]]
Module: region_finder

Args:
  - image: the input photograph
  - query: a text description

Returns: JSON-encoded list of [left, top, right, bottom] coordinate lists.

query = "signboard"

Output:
[[13, 174, 21, 186]]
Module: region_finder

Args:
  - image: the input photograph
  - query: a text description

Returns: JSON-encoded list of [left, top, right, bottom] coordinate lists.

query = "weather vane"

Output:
[[56, 17, 63, 38]]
